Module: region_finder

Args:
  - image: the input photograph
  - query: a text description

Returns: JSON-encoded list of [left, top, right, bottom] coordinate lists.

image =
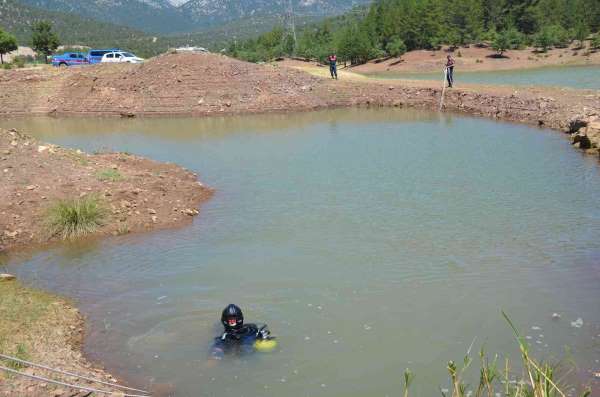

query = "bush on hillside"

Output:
[[533, 26, 554, 52], [591, 35, 600, 50], [492, 30, 511, 56], [12, 56, 25, 68], [386, 37, 407, 57]]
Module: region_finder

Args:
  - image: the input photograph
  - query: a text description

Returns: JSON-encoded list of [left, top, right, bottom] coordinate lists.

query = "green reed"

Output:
[[401, 312, 592, 397]]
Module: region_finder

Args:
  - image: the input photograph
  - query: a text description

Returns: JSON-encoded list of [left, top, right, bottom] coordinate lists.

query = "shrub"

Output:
[[574, 23, 590, 49], [45, 195, 105, 240], [492, 30, 511, 56], [592, 35, 600, 50], [549, 25, 571, 48], [506, 28, 524, 49], [1, 63, 11, 70], [386, 38, 407, 57], [534, 27, 554, 52], [12, 56, 25, 68], [96, 168, 123, 182], [480, 29, 498, 43]]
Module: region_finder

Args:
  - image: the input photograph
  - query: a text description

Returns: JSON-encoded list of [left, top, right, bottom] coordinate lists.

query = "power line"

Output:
[[0, 365, 150, 397], [285, 0, 297, 48], [0, 353, 149, 394]]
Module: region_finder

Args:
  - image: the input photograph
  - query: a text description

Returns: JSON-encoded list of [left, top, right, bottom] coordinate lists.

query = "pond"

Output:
[[365, 65, 600, 90], [3, 109, 600, 397]]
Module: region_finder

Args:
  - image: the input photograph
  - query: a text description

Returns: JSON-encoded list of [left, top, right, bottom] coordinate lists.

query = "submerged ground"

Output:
[[4, 109, 600, 396]]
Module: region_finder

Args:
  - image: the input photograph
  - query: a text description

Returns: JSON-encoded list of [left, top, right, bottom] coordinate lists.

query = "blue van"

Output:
[[88, 49, 122, 64]]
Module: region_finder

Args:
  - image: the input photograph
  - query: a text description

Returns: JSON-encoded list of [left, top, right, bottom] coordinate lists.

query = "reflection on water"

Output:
[[3, 109, 600, 397], [368, 65, 600, 89]]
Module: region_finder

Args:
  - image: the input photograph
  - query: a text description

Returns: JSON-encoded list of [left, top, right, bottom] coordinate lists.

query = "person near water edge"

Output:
[[328, 53, 338, 80], [209, 304, 275, 360], [446, 54, 455, 88]]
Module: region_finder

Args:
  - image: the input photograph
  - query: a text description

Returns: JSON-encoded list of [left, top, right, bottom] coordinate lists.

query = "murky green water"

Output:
[[367, 65, 600, 89], [3, 109, 600, 397]]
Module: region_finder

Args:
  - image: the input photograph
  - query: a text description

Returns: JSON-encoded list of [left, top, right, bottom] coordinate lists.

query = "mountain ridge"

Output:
[[14, 0, 371, 34]]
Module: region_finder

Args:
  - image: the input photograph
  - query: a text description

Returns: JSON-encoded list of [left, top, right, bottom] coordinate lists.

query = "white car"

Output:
[[100, 51, 144, 64]]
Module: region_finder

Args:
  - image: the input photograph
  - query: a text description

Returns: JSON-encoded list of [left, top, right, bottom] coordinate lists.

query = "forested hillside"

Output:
[[0, 0, 168, 54], [17, 0, 196, 34], [15, 0, 371, 35], [229, 0, 600, 63], [0, 0, 250, 56]]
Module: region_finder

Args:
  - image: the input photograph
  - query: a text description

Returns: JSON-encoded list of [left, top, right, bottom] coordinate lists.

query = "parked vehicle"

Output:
[[87, 49, 121, 64], [100, 51, 144, 64], [51, 52, 89, 67]]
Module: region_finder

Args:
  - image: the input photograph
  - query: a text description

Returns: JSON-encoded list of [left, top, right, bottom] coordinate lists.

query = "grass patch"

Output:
[[65, 151, 89, 166], [116, 222, 130, 235], [5, 344, 29, 369], [96, 168, 123, 182], [0, 282, 53, 366], [45, 195, 106, 240]]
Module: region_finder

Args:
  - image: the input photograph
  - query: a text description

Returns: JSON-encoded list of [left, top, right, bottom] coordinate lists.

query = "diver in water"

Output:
[[209, 304, 274, 360]]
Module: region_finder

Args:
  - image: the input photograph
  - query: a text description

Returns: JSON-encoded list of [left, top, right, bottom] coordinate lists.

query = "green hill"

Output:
[[0, 0, 165, 54]]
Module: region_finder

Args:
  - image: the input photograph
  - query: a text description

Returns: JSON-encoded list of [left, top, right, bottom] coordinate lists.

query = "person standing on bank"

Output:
[[328, 53, 338, 80], [446, 54, 455, 88]]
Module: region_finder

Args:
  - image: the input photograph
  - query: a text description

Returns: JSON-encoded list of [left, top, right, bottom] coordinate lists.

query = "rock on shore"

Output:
[[570, 115, 600, 154]]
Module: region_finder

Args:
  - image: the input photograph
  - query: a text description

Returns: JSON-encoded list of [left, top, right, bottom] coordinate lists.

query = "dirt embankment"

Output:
[[0, 127, 212, 253], [0, 52, 323, 116], [350, 44, 600, 74]]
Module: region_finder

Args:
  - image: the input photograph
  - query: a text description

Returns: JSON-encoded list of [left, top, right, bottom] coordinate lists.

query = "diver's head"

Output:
[[221, 304, 244, 331]]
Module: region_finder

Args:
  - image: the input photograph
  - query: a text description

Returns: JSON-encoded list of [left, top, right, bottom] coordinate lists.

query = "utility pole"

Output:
[[284, 0, 297, 49]]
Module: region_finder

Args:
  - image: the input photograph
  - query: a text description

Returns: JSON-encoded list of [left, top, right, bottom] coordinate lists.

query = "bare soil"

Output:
[[0, 127, 212, 253], [348, 44, 600, 74]]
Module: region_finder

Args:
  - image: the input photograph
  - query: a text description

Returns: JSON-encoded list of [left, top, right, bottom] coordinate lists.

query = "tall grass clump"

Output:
[[96, 168, 123, 182], [45, 195, 105, 240], [403, 313, 591, 397]]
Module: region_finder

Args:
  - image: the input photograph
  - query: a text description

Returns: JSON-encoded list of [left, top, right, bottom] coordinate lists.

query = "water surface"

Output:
[[3, 109, 600, 397], [367, 65, 600, 89]]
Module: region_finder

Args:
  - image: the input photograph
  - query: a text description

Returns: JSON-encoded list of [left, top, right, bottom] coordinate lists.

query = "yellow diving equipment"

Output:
[[254, 338, 278, 352]]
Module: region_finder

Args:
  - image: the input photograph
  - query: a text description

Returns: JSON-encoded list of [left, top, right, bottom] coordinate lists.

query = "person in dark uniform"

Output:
[[209, 304, 272, 360]]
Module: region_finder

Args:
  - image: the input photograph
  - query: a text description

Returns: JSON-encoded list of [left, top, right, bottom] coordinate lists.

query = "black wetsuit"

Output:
[[210, 323, 270, 359]]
